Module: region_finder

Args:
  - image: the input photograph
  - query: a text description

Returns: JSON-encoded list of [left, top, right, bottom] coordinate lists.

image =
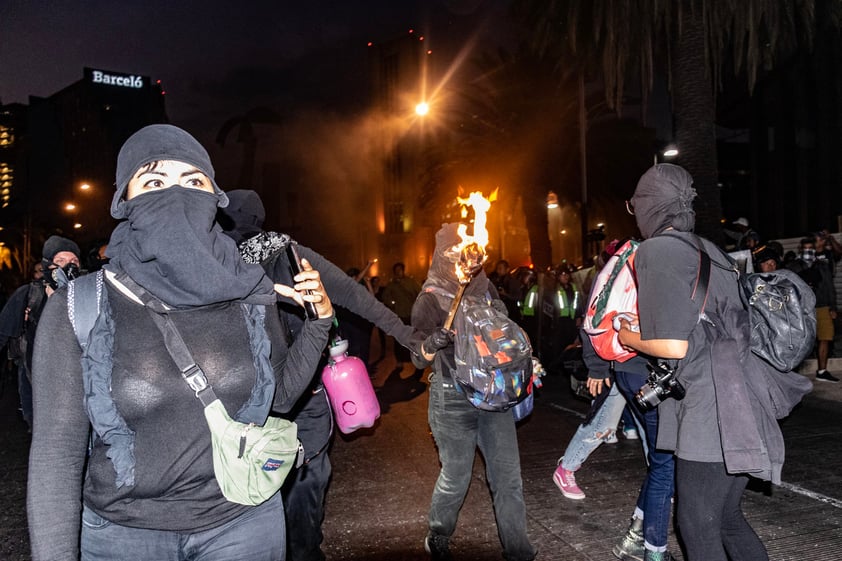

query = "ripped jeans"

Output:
[[560, 384, 645, 472]]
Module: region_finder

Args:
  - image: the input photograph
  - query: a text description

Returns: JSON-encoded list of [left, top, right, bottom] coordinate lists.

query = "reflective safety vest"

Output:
[[521, 285, 539, 317], [557, 286, 581, 319], [521, 285, 580, 318]]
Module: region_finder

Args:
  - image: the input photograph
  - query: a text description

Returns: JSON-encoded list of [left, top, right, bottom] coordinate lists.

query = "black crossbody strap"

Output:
[[145, 311, 219, 407], [112, 272, 218, 407]]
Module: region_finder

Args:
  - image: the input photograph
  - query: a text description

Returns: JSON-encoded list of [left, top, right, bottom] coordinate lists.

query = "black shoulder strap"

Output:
[[110, 272, 220, 407], [658, 232, 711, 311]]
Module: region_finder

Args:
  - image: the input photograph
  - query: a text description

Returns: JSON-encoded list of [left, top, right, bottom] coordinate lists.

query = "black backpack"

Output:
[[665, 233, 816, 372]]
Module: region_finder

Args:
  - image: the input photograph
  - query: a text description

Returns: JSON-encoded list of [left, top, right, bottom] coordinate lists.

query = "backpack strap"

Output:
[[67, 270, 104, 351], [658, 232, 713, 312]]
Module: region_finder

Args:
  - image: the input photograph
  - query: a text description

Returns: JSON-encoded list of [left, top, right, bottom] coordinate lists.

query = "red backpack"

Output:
[[583, 240, 639, 362]]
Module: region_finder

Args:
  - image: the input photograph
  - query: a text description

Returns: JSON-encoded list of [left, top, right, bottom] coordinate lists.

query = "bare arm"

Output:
[[617, 317, 688, 359]]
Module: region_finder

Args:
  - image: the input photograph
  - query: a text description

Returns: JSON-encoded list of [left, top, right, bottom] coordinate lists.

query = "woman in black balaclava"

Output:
[[615, 164, 790, 561], [410, 223, 536, 561], [27, 125, 334, 560]]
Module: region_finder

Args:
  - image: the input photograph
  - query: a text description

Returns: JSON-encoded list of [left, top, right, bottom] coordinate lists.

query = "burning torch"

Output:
[[442, 191, 495, 331]]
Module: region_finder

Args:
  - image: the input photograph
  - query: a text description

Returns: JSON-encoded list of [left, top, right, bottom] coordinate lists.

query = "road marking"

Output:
[[551, 402, 842, 510], [777, 481, 842, 509], [549, 402, 587, 420]]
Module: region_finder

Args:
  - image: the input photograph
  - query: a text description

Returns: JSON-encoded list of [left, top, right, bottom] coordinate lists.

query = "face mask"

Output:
[[800, 248, 816, 265], [47, 262, 81, 290]]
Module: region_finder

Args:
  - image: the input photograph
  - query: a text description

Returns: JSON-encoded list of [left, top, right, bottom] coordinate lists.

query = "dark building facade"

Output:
[[0, 67, 167, 277]]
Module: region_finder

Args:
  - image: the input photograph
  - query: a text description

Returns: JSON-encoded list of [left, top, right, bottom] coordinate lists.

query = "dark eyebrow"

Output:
[[135, 169, 167, 178], [180, 168, 205, 178]]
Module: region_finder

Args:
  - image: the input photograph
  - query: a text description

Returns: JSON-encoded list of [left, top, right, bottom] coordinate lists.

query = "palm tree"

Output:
[[516, 0, 819, 242]]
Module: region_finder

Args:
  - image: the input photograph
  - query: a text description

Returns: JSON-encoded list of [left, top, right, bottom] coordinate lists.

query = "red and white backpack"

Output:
[[583, 240, 639, 362]]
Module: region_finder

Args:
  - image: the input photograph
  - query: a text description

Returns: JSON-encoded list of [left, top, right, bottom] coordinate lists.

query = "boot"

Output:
[[643, 550, 675, 561], [424, 531, 453, 561], [612, 517, 644, 561]]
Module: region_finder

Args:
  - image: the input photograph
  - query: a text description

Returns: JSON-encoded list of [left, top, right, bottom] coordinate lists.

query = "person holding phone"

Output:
[[27, 125, 333, 560]]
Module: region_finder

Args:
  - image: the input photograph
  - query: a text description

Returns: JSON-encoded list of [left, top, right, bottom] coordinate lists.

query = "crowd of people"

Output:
[[0, 124, 832, 561]]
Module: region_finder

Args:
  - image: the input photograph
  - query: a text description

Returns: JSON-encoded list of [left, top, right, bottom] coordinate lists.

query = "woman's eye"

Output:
[[143, 179, 165, 189], [185, 177, 207, 188]]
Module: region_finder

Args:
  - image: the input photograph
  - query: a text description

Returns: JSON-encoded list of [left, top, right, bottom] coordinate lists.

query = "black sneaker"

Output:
[[424, 532, 453, 561], [816, 370, 840, 383]]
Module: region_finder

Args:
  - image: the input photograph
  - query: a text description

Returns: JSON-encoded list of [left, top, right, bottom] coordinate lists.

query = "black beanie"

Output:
[[112, 124, 228, 219], [42, 235, 80, 263], [219, 190, 267, 244]]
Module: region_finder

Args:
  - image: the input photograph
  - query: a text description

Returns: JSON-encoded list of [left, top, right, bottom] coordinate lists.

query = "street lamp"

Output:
[[415, 102, 429, 117]]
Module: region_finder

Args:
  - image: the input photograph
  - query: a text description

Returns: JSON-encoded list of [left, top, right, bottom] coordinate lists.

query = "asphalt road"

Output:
[[1, 340, 841, 560]]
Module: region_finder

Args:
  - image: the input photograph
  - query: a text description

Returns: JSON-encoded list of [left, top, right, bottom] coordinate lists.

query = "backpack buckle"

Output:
[[182, 364, 209, 394]]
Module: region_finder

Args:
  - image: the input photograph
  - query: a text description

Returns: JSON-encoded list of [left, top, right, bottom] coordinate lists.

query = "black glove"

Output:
[[423, 328, 453, 355]]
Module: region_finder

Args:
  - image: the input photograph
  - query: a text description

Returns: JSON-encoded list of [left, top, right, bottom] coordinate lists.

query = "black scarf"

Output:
[[106, 187, 276, 308]]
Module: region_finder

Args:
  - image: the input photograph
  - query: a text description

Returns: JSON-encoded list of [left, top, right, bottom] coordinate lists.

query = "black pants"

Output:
[[282, 388, 333, 561], [675, 459, 768, 561]]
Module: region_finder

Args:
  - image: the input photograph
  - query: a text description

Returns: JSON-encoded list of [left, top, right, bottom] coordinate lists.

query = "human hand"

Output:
[[587, 376, 611, 397], [423, 328, 453, 355], [531, 357, 545, 388], [274, 258, 333, 319]]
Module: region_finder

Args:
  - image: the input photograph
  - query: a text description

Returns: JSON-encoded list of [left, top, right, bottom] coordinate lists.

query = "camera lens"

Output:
[[635, 383, 661, 410]]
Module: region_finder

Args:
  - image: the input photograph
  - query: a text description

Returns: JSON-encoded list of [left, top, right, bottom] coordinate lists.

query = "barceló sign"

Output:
[[89, 69, 144, 89]]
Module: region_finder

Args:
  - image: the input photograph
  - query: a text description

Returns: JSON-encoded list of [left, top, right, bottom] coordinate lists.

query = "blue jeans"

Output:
[[561, 384, 640, 471], [615, 370, 675, 551], [81, 492, 285, 560], [427, 371, 536, 561]]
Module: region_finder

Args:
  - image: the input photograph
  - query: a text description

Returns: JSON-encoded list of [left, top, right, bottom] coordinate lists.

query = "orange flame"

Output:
[[450, 189, 497, 284]]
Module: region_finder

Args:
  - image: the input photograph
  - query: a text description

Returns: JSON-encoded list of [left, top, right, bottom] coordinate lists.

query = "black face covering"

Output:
[[47, 262, 80, 290], [106, 187, 275, 308]]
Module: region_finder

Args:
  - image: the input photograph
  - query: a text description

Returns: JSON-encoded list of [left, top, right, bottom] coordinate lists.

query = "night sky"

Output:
[[1, 0, 511, 132]]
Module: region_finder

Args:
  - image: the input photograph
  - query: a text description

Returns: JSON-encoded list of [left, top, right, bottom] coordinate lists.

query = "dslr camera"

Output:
[[635, 361, 685, 410]]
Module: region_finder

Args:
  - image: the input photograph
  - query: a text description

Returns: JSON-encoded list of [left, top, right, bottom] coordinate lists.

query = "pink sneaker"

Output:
[[553, 460, 586, 500]]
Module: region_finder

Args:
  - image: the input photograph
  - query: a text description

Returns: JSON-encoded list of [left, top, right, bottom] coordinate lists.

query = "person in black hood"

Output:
[[410, 223, 536, 561], [615, 164, 799, 561], [219, 188, 418, 561], [27, 125, 334, 560]]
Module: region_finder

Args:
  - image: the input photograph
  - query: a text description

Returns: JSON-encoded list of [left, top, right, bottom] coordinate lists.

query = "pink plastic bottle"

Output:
[[321, 339, 381, 434]]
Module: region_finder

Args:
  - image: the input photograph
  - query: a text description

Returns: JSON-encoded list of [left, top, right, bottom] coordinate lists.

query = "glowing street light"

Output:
[[65, 203, 76, 211], [662, 146, 679, 158], [415, 102, 429, 117], [73, 223, 82, 229], [80, 183, 91, 191]]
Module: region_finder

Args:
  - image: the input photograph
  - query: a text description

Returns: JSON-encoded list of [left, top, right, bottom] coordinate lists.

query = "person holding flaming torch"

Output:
[[410, 194, 537, 561]]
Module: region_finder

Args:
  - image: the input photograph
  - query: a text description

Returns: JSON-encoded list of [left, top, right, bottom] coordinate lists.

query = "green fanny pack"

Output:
[[204, 398, 303, 506], [137, 286, 305, 507]]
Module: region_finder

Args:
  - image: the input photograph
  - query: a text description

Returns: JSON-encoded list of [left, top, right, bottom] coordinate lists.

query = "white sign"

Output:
[[91, 70, 144, 89]]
